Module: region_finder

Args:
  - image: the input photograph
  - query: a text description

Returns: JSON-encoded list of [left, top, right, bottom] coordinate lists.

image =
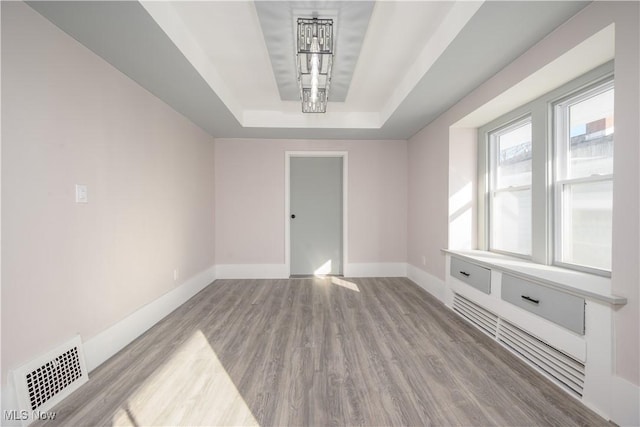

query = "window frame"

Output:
[[552, 79, 615, 276], [487, 115, 533, 258], [477, 61, 614, 278]]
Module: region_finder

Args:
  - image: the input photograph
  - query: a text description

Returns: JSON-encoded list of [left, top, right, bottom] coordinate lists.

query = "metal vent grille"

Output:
[[13, 335, 88, 425], [453, 293, 499, 337], [498, 319, 585, 397], [26, 346, 83, 410]]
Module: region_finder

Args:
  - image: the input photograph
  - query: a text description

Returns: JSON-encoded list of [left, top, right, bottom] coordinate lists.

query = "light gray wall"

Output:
[[214, 138, 408, 266], [1, 2, 216, 383], [408, 1, 639, 385]]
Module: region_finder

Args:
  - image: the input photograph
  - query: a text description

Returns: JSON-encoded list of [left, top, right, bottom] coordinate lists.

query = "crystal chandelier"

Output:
[[296, 18, 334, 113]]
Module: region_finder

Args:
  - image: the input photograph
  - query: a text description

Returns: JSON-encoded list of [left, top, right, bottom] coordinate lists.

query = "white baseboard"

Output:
[[0, 264, 216, 425], [4, 260, 631, 426], [610, 375, 640, 426], [83, 264, 216, 372], [407, 263, 446, 302], [215, 264, 288, 279], [344, 262, 407, 278], [215, 263, 409, 279]]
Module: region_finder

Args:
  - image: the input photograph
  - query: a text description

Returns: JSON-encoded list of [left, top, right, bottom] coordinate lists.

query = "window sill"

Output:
[[442, 249, 626, 306]]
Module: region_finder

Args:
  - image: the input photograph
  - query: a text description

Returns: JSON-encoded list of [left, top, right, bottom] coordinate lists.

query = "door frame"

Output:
[[285, 151, 348, 276]]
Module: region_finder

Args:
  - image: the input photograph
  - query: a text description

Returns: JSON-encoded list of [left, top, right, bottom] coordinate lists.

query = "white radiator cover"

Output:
[[498, 319, 585, 396], [453, 293, 498, 337], [12, 335, 88, 426], [453, 292, 586, 397]]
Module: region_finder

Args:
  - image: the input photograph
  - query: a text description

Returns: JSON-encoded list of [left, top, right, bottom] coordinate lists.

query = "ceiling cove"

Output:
[[254, 1, 375, 103], [27, 1, 590, 139]]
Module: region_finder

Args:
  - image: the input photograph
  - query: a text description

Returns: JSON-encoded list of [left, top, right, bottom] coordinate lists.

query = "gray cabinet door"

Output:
[[450, 257, 491, 294], [501, 274, 585, 335]]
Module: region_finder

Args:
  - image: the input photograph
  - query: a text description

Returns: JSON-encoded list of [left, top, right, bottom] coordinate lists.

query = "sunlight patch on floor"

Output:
[[111, 330, 258, 426], [330, 277, 360, 292]]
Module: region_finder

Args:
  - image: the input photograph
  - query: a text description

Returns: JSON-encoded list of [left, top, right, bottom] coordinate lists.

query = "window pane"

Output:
[[491, 189, 531, 255], [566, 88, 614, 179], [496, 122, 532, 188], [560, 180, 612, 271]]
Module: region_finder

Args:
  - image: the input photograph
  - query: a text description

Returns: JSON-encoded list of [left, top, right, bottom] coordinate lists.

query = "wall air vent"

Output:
[[453, 293, 499, 337], [498, 319, 585, 397], [12, 335, 88, 425]]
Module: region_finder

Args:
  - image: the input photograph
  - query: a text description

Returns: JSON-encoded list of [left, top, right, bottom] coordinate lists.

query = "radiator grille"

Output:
[[453, 293, 498, 337], [451, 293, 586, 398], [13, 335, 88, 425], [498, 319, 585, 397], [26, 346, 83, 410]]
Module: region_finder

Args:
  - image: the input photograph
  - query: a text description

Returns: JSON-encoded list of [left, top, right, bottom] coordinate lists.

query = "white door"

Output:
[[290, 157, 343, 276]]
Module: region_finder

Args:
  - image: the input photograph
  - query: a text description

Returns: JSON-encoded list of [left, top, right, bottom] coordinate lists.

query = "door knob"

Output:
[[291, 214, 296, 219]]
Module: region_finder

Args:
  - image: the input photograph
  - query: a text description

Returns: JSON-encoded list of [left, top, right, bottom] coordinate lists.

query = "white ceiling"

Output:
[[140, 0, 471, 129], [27, 1, 590, 139]]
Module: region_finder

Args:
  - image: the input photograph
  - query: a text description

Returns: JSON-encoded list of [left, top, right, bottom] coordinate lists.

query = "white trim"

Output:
[[581, 300, 614, 416], [480, 65, 614, 277], [1, 265, 215, 426], [215, 263, 410, 279], [610, 375, 640, 426], [285, 151, 348, 277], [344, 262, 407, 278], [215, 264, 288, 279], [443, 251, 638, 423], [442, 249, 620, 304], [83, 264, 216, 372], [407, 263, 446, 303]]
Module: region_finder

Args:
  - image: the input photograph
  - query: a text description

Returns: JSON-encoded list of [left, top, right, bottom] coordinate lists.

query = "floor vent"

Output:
[[453, 293, 498, 337], [498, 320, 585, 397], [12, 335, 88, 425]]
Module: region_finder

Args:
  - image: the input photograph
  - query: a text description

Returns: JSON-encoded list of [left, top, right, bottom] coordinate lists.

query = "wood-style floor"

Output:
[[37, 277, 607, 426]]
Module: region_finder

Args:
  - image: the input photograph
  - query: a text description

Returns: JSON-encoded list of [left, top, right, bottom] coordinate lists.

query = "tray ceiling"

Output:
[[26, 1, 589, 139]]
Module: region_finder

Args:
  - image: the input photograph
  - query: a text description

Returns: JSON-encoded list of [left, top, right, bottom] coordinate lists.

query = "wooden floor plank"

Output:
[[36, 277, 607, 426]]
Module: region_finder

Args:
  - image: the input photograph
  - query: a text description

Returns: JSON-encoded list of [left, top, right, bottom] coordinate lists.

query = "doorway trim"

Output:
[[285, 151, 348, 276]]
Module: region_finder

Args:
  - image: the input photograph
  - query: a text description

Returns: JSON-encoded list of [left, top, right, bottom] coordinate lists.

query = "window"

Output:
[[489, 118, 532, 256], [479, 63, 614, 276], [554, 82, 614, 272]]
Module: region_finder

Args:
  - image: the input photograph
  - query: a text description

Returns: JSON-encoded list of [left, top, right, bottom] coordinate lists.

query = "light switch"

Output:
[[75, 184, 88, 203]]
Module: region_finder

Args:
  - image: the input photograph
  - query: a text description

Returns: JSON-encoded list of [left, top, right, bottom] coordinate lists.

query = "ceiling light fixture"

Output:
[[296, 18, 334, 113]]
